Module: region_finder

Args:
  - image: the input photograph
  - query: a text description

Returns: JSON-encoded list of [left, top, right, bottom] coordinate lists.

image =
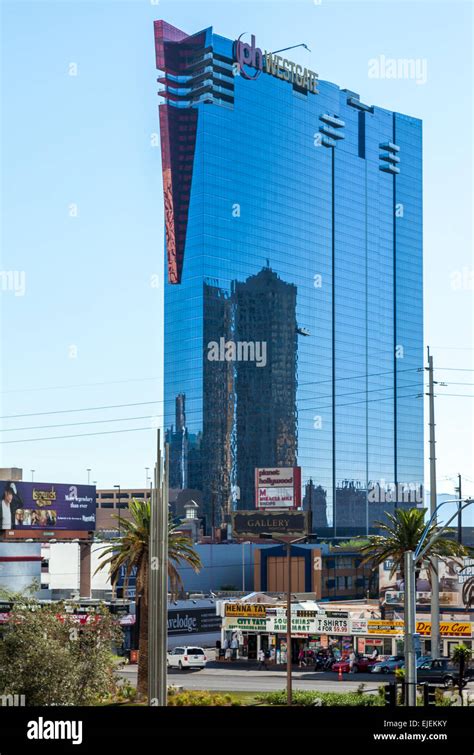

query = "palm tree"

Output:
[[358, 508, 468, 584], [451, 644, 472, 705], [95, 498, 202, 698]]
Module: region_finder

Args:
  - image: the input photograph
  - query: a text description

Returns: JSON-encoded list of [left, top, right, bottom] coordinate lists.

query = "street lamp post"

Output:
[[261, 533, 308, 706], [241, 541, 250, 592], [114, 484, 121, 535], [87, 468, 91, 485], [404, 497, 473, 706]]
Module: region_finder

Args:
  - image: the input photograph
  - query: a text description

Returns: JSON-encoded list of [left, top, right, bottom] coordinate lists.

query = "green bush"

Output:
[[256, 690, 383, 706], [0, 599, 124, 706], [167, 689, 241, 706]]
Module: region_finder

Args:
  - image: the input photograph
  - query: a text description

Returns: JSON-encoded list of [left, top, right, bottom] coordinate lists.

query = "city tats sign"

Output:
[[233, 34, 319, 94]]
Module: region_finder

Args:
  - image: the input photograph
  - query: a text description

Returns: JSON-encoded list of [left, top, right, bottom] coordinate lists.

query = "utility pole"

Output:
[[455, 474, 463, 544], [148, 430, 169, 706], [286, 541, 292, 706], [427, 346, 440, 660], [404, 550, 417, 707]]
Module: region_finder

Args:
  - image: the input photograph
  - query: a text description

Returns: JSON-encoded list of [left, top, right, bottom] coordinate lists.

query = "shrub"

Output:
[[167, 689, 241, 706], [256, 690, 382, 706], [0, 599, 123, 706]]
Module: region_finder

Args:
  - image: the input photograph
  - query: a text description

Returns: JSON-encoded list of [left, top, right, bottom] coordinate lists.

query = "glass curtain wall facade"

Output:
[[155, 21, 424, 537]]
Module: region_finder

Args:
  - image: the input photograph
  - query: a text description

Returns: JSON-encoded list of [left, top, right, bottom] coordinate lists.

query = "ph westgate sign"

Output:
[[233, 34, 319, 94]]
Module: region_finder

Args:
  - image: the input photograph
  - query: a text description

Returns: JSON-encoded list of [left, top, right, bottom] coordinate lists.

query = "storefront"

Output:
[[219, 598, 473, 662]]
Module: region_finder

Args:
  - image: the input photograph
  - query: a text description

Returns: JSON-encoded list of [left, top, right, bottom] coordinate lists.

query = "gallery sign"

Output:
[[232, 509, 310, 537], [233, 34, 319, 94]]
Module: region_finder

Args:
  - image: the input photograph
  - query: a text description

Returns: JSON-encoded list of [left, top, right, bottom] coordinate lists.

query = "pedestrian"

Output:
[[258, 648, 267, 670], [349, 649, 356, 674], [298, 648, 306, 668], [370, 647, 378, 660]]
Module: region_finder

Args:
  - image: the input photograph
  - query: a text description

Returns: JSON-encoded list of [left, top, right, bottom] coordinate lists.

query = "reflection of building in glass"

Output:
[[303, 479, 328, 529], [166, 394, 202, 491], [156, 21, 424, 537], [233, 267, 297, 507], [334, 480, 368, 535], [202, 282, 234, 528]]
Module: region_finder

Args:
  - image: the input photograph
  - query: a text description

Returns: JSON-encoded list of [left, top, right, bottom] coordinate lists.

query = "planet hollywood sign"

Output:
[[233, 34, 319, 94]]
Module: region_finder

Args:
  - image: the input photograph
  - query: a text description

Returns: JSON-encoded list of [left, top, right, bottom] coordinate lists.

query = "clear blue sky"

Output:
[[1, 1, 472, 519]]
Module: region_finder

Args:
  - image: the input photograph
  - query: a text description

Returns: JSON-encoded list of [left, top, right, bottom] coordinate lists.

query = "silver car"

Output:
[[371, 655, 405, 673]]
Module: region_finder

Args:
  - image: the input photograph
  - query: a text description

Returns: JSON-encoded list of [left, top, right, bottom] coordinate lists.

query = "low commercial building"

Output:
[[217, 593, 473, 662], [254, 543, 376, 600]]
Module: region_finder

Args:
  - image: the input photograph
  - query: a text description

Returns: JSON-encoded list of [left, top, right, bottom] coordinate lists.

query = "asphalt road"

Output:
[[119, 664, 388, 694]]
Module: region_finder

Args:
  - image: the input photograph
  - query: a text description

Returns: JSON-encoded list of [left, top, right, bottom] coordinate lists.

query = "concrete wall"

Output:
[[175, 543, 275, 593], [0, 542, 42, 594], [27, 542, 275, 596], [42, 542, 111, 594]]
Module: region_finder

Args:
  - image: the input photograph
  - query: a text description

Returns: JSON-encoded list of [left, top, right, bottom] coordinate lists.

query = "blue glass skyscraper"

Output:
[[155, 21, 424, 538]]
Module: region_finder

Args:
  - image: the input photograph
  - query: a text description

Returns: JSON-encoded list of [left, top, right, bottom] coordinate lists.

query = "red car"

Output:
[[332, 656, 378, 673]]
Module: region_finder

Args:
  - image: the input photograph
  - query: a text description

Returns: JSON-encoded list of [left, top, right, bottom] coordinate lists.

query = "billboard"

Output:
[[379, 557, 474, 610], [232, 509, 310, 537], [0, 481, 96, 532], [167, 607, 221, 636], [255, 467, 301, 509]]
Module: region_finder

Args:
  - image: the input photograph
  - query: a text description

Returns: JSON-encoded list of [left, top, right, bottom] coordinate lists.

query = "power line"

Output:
[[0, 426, 153, 445], [3, 414, 156, 433], [0, 367, 422, 421], [0, 400, 160, 421], [437, 382, 474, 386], [0, 392, 423, 445], [435, 393, 474, 398], [2, 382, 424, 434], [0, 376, 162, 395]]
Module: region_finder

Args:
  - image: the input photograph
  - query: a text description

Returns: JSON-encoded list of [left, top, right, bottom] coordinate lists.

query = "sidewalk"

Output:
[[122, 661, 320, 678]]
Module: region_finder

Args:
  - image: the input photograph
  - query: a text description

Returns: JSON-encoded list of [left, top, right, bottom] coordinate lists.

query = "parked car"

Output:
[[332, 656, 378, 673], [167, 646, 208, 671], [371, 655, 405, 674], [415, 658, 473, 688]]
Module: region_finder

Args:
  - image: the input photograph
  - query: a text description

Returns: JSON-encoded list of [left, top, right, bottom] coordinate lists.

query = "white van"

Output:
[[167, 646, 208, 670]]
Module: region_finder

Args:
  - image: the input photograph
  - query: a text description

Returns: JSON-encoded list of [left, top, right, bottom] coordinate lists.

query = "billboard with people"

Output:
[[0, 481, 96, 532], [379, 557, 474, 610]]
